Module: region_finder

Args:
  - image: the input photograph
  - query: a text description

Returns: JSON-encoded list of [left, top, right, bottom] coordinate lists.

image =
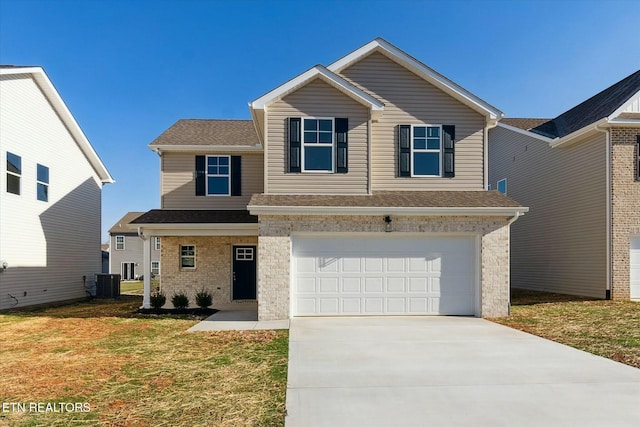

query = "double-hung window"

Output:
[[180, 245, 196, 268], [6, 152, 21, 195], [115, 236, 125, 250], [151, 261, 160, 275], [302, 118, 334, 172], [154, 237, 161, 251], [206, 155, 230, 195], [412, 125, 442, 177], [37, 164, 49, 202]]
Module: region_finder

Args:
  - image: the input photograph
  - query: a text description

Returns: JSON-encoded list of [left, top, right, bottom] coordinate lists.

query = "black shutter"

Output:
[[398, 125, 411, 177], [442, 125, 455, 178], [231, 156, 241, 196], [335, 118, 348, 173], [195, 155, 206, 196], [288, 117, 301, 173]]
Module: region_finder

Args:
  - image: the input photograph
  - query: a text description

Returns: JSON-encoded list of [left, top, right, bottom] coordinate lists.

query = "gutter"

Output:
[[248, 205, 529, 217]]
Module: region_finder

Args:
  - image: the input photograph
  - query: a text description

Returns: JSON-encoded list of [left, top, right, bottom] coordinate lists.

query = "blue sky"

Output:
[[1, 0, 639, 242]]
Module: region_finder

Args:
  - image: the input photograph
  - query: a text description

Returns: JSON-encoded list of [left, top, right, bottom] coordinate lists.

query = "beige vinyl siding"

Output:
[[488, 126, 607, 298], [0, 74, 103, 309], [266, 78, 369, 194], [338, 52, 486, 191], [161, 152, 263, 209]]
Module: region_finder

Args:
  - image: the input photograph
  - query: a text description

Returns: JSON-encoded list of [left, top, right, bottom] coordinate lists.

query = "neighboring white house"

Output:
[[109, 212, 161, 280], [0, 65, 113, 309]]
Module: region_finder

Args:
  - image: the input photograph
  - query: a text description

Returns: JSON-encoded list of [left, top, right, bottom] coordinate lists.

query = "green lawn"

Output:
[[119, 280, 144, 295], [0, 297, 288, 426], [491, 289, 640, 369]]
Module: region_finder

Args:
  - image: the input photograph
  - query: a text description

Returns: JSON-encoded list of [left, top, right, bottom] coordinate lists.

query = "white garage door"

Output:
[[291, 235, 476, 316], [631, 237, 640, 299]]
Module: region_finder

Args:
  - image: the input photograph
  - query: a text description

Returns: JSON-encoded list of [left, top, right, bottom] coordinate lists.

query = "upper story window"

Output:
[[497, 178, 507, 195], [302, 118, 334, 172], [206, 155, 230, 195], [115, 235, 125, 250], [288, 117, 348, 174], [6, 152, 21, 195], [37, 164, 49, 202], [398, 125, 455, 178], [154, 237, 161, 251]]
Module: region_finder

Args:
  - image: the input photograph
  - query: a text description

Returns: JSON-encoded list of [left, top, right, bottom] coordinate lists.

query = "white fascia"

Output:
[[1, 67, 115, 184], [248, 205, 529, 217], [249, 65, 385, 120], [136, 223, 258, 237], [150, 145, 263, 154], [495, 122, 555, 143], [327, 38, 503, 121]]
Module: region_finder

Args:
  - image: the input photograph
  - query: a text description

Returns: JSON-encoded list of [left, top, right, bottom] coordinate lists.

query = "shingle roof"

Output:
[[529, 69, 640, 138], [150, 119, 260, 147], [108, 212, 145, 234], [131, 209, 258, 224], [501, 118, 551, 131], [249, 191, 523, 208]]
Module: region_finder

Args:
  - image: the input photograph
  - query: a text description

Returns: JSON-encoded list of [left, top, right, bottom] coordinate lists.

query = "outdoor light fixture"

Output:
[[384, 215, 392, 232], [0, 261, 8, 272]]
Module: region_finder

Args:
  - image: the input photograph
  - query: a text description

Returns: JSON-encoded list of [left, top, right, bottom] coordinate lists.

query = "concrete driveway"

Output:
[[285, 317, 640, 427]]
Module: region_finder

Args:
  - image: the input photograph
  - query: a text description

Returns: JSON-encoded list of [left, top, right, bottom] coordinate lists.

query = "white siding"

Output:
[[161, 152, 263, 209], [488, 126, 607, 298], [267, 79, 370, 194], [338, 52, 486, 191], [0, 74, 104, 309], [109, 234, 160, 277]]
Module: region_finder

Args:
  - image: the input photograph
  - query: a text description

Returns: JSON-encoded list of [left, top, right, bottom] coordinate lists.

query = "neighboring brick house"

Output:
[[133, 38, 528, 319], [0, 66, 113, 309], [489, 70, 640, 300], [109, 212, 161, 280]]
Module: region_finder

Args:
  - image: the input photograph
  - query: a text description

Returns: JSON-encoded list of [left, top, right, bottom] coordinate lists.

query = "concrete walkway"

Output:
[[188, 309, 289, 331], [286, 317, 640, 427]]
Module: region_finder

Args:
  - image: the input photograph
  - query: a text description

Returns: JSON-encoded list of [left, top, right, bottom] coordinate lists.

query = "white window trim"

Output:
[[151, 261, 161, 275], [301, 117, 335, 173], [497, 178, 507, 195], [154, 237, 161, 251], [205, 155, 231, 196], [115, 235, 125, 250], [636, 136, 640, 182], [36, 163, 49, 202], [180, 244, 196, 269], [6, 152, 21, 195], [235, 247, 254, 261], [410, 124, 443, 177]]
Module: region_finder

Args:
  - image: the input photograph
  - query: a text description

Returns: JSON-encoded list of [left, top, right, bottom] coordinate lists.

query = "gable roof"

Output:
[[327, 38, 503, 121], [149, 119, 261, 151], [501, 118, 551, 131], [529, 69, 640, 139], [109, 211, 145, 234], [0, 66, 114, 184]]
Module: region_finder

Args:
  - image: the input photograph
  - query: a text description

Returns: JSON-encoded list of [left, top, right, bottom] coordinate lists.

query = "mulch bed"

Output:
[[136, 307, 218, 318]]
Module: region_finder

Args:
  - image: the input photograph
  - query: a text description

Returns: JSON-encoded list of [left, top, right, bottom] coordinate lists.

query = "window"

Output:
[[302, 118, 334, 172], [412, 125, 442, 177], [151, 261, 160, 275], [235, 247, 254, 261], [154, 237, 161, 251], [6, 152, 21, 195], [115, 236, 125, 250], [487, 184, 492, 191], [497, 178, 507, 195], [180, 245, 195, 268], [206, 155, 230, 195], [636, 136, 640, 181], [37, 164, 49, 202]]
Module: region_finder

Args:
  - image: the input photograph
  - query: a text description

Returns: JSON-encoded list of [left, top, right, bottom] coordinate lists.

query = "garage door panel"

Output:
[[631, 237, 640, 299], [292, 235, 476, 316]]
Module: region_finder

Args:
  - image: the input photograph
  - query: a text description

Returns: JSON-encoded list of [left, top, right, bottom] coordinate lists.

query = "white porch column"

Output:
[[141, 231, 152, 309]]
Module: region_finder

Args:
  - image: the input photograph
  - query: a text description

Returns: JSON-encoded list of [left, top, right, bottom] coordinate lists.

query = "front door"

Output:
[[233, 246, 257, 300]]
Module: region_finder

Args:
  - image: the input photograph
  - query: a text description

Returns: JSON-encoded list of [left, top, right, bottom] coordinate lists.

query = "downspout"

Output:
[[485, 118, 500, 190], [595, 124, 612, 299], [368, 112, 373, 194], [505, 210, 524, 316]]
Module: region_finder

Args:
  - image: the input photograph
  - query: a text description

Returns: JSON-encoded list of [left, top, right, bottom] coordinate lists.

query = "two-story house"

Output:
[[489, 70, 640, 300], [108, 212, 161, 280], [132, 39, 528, 320], [0, 66, 113, 309]]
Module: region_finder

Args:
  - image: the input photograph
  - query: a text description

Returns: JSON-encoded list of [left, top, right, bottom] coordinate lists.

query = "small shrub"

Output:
[[171, 292, 189, 310], [150, 291, 166, 309], [195, 289, 213, 309]]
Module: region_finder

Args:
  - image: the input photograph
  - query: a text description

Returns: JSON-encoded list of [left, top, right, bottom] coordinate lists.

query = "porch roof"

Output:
[[131, 209, 258, 224]]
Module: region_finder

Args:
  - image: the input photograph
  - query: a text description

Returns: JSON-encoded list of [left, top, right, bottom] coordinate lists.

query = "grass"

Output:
[[491, 289, 640, 369], [119, 281, 145, 295], [0, 296, 288, 427]]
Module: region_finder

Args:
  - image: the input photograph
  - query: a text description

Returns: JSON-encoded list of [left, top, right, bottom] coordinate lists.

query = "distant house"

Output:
[[489, 70, 640, 300], [109, 212, 161, 280], [101, 244, 109, 274], [0, 65, 113, 309], [133, 39, 527, 319]]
